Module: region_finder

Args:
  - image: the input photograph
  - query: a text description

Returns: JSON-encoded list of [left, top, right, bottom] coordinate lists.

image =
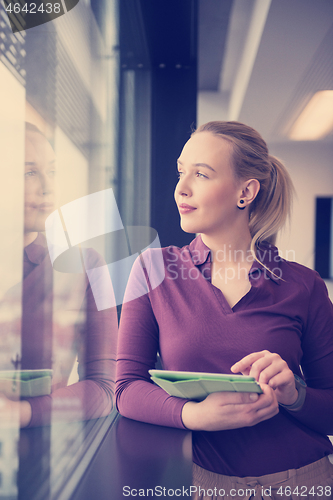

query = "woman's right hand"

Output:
[[181, 384, 279, 431]]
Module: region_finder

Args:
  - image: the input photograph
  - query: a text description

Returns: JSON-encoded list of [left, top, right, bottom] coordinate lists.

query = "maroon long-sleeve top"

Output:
[[116, 235, 333, 477]]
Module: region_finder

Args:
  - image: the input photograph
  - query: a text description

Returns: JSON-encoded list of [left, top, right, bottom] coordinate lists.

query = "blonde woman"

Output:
[[116, 122, 333, 499]]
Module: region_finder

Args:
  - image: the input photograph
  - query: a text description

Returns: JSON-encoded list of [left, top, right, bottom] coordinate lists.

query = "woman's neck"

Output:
[[24, 231, 38, 248], [201, 228, 253, 265]]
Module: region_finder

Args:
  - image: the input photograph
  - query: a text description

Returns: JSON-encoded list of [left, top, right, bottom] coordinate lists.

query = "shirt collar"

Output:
[[24, 233, 48, 265], [249, 242, 282, 285], [188, 235, 282, 285], [188, 235, 211, 265]]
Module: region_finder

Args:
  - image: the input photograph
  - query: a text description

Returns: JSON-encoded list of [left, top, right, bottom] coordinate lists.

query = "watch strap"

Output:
[[279, 374, 307, 412]]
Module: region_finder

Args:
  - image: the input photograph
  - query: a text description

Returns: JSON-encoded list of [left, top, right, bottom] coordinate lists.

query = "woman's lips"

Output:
[[25, 202, 54, 212], [38, 203, 54, 211], [178, 203, 197, 214]]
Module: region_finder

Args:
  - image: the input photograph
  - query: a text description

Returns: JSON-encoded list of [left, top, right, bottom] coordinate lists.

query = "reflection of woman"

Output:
[[0, 123, 117, 427], [116, 122, 333, 498]]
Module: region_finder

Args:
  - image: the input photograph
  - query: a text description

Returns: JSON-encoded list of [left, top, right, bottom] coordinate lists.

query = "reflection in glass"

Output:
[[0, 428, 19, 498], [0, 0, 119, 497], [19, 124, 118, 427]]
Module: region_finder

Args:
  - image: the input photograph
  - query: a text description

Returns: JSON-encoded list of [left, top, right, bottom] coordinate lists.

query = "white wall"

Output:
[[271, 141, 333, 298]]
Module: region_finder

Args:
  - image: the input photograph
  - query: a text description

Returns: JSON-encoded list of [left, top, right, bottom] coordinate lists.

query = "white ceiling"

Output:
[[198, 0, 333, 144]]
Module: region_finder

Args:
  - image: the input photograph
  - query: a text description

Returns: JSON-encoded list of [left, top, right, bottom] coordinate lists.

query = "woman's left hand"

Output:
[[0, 393, 32, 427], [231, 350, 298, 406]]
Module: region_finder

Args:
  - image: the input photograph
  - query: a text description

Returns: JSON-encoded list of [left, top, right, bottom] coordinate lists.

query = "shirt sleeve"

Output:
[[284, 273, 333, 435], [115, 253, 188, 429], [26, 252, 118, 427]]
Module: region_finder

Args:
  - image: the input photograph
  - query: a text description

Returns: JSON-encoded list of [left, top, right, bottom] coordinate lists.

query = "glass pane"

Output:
[[0, 1, 119, 497]]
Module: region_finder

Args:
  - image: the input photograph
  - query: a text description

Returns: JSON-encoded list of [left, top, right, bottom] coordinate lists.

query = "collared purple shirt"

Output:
[[116, 235, 333, 476]]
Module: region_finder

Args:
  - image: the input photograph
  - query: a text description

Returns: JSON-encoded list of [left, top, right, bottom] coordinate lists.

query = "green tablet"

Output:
[[0, 369, 52, 397], [149, 369, 262, 401]]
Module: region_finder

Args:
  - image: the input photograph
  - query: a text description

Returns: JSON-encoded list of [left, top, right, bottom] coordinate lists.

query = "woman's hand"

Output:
[[0, 393, 32, 427], [181, 384, 278, 431], [231, 350, 298, 406]]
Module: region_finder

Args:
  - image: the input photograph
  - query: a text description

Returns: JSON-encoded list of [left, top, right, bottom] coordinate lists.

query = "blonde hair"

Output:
[[194, 121, 294, 260]]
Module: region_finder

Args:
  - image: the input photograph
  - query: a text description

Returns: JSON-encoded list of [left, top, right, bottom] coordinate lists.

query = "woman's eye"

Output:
[[197, 172, 208, 179], [24, 170, 36, 177], [177, 171, 183, 179]]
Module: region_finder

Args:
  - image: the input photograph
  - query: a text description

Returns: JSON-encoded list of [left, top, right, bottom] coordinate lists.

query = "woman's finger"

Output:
[[230, 351, 267, 373]]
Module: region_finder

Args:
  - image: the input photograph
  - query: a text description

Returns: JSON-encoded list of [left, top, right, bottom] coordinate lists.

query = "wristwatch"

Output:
[[279, 374, 307, 412]]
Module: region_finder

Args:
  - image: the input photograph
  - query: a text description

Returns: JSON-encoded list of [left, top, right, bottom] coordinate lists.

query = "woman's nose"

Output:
[[39, 173, 54, 195], [176, 175, 191, 197]]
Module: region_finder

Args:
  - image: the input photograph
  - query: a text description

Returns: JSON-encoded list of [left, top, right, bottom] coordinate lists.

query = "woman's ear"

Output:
[[239, 179, 260, 207]]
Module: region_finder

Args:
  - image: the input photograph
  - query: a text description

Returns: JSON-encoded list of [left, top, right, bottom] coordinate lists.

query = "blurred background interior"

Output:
[[0, 0, 333, 498]]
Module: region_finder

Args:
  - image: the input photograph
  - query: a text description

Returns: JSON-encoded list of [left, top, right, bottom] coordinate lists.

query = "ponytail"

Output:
[[248, 155, 294, 258], [194, 122, 294, 262]]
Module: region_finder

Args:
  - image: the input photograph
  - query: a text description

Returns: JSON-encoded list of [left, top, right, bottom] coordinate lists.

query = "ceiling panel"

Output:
[[198, 0, 233, 91], [237, 0, 333, 142], [197, 0, 333, 143]]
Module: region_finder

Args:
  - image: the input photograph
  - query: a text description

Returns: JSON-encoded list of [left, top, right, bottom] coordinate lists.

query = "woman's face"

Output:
[[174, 131, 242, 237], [24, 130, 56, 233]]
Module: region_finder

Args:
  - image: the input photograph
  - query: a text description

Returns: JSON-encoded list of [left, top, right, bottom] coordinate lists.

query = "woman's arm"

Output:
[[116, 286, 188, 429], [287, 274, 333, 434]]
